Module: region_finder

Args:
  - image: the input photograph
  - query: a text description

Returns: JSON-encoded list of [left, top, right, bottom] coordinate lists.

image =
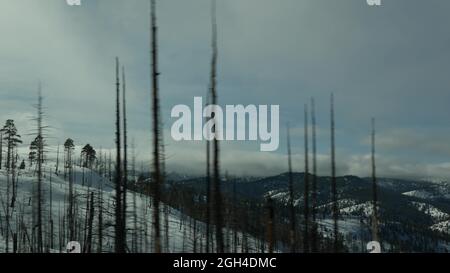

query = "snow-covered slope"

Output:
[[0, 165, 263, 253]]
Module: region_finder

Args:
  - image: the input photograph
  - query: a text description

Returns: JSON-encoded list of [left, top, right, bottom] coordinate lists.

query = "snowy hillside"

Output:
[[0, 164, 264, 253], [172, 172, 450, 252]]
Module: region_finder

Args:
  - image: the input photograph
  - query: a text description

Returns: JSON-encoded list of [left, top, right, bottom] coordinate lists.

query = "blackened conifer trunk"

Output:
[[114, 57, 125, 253], [266, 197, 275, 253], [209, 0, 224, 254], [122, 66, 128, 246], [371, 118, 380, 243], [150, 0, 162, 253], [55, 144, 60, 175], [205, 91, 212, 253], [303, 105, 309, 252], [310, 97, 318, 252], [287, 126, 296, 252], [36, 86, 44, 253], [86, 192, 94, 253], [330, 93, 339, 252], [97, 181, 103, 253]]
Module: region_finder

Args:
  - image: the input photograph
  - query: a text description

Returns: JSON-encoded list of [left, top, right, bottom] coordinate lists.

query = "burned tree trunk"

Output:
[[150, 0, 162, 253], [303, 105, 310, 253], [122, 65, 128, 246], [209, 0, 224, 254], [330, 93, 339, 252], [36, 86, 44, 253], [287, 126, 296, 252], [266, 197, 275, 253], [114, 57, 125, 253], [205, 90, 212, 253], [86, 192, 94, 253], [310, 97, 318, 252], [371, 118, 380, 244]]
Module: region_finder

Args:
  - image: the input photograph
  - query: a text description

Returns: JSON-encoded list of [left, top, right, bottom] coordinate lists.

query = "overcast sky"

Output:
[[1, 0, 450, 179]]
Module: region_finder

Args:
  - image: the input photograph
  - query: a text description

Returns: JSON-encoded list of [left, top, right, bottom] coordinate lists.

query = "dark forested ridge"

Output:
[[164, 172, 450, 252]]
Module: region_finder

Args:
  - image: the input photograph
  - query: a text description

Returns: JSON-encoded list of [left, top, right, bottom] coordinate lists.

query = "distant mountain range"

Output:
[[169, 172, 450, 252]]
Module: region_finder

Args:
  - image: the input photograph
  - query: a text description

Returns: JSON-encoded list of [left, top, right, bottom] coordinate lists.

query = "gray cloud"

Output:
[[1, 0, 450, 179]]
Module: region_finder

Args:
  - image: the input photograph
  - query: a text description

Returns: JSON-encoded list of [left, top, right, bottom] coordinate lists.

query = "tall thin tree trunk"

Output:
[[68, 153, 75, 242], [303, 105, 310, 253], [114, 57, 125, 253], [205, 92, 212, 253], [209, 0, 224, 254], [86, 192, 94, 253], [310, 97, 318, 252], [49, 171, 53, 250], [161, 142, 169, 252], [150, 0, 162, 253], [371, 118, 380, 244], [266, 197, 275, 253], [97, 185, 103, 253], [5, 132, 11, 253], [55, 144, 60, 175], [36, 85, 44, 253], [330, 93, 339, 252], [132, 140, 138, 253], [122, 65, 128, 247], [287, 126, 296, 252]]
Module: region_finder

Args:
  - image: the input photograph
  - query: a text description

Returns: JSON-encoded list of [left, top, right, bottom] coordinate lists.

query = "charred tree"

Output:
[[205, 89, 212, 253], [330, 93, 339, 252], [55, 144, 60, 175], [310, 97, 318, 252], [266, 197, 275, 253], [114, 57, 125, 253], [122, 65, 128, 245], [64, 138, 75, 242], [209, 0, 224, 253], [35, 87, 44, 253], [287, 126, 296, 252], [86, 192, 94, 253], [371, 118, 380, 244], [150, 0, 162, 253], [303, 104, 310, 253]]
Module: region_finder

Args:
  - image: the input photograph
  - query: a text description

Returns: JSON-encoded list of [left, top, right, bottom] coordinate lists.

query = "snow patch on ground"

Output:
[[402, 190, 434, 200]]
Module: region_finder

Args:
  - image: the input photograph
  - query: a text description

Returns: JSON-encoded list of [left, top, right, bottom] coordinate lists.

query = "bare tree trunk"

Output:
[[330, 93, 339, 253], [303, 105, 310, 253], [371, 118, 380, 244], [122, 66, 128, 244], [114, 57, 125, 253], [193, 217, 197, 253], [36, 85, 44, 253], [160, 142, 169, 252], [287, 126, 296, 252], [310, 97, 318, 252], [86, 192, 94, 253], [5, 134, 11, 253], [68, 153, 75, 242], [49, 171, 54, 250], [150, 0, 162, 253], [266, 197, 274, 253], [132, 140, 138, 253], [205, 92, 212, 253], [209, 0, 224, 254], [55, 144, 60, 175], [97, 187, 103, 253]]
